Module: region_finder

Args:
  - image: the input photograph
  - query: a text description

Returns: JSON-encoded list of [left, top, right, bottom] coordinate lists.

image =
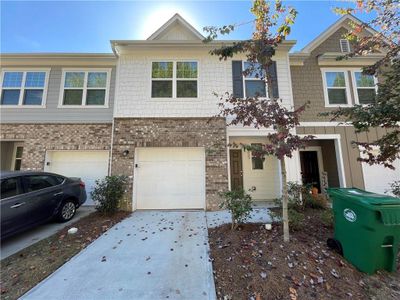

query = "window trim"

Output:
[[340, 39, 351, 53], [242, 61, 268, 98], [321, 68, 352, 108], [351, 69, 378, 105], [12, 142, 24, 171], [0, 68, 50, 108], [58, 68, 111, 108], [150, 60, 199, 100]]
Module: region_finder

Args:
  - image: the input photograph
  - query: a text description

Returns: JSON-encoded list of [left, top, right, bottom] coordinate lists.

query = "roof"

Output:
[[147, 13, 205, 41], [0, 53, 117, 66], [300, 14, 377, 54], [289, 14, 383, 65]]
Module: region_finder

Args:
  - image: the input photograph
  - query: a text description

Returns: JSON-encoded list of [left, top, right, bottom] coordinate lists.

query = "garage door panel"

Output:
[[362, 159, 400, 195], [45, 151, 109, 206], [135, 148, 205, 209]]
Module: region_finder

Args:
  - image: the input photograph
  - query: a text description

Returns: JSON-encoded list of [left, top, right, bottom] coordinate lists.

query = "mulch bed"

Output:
[[0, 211, 130, 300], [209, 209, 400, 300]]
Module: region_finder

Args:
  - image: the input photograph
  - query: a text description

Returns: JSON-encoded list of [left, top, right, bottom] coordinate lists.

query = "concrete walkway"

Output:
[[1, 206, 95, 259], [22, 211, 216, 300]]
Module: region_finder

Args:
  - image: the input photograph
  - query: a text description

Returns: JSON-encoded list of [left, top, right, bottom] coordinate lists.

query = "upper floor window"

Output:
[[352, 71, 377, 105], [151, 61, 198, 98], [60, 69, 111, 107], [322, 70, 351, 107], [0, 70, 49, 107], [243, 62, 266, 98], [340, 39, 351, 53]]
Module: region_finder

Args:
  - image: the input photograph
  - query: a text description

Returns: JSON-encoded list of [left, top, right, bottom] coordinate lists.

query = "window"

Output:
[[243, 62, 266, 98], [13, 145, 23, 171], [0, 70, 49, 106], [251, 143, 264, 170], [23, 175, 59, 192], [353, 71, 377, 105], [322, 70, 351, 106], [151, 61, 198, 98], [60, 69, 110, 106], [340, 39, 351, 53], [0, 178, 21, 199]]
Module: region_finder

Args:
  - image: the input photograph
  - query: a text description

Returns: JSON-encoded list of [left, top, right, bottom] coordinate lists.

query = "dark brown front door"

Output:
[[300, 151, 321, 192], [230, 149, 243, 190]]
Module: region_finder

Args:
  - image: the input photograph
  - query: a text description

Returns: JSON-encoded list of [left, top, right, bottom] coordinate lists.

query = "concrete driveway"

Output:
[[1, 206, 94, 259], [21, 211, 216, 300]]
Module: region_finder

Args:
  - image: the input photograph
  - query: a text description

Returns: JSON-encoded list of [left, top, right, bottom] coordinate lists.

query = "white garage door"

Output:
[[135, 148, 205, 209], [45, 151, 109, 205], [362, 159, 400, 196]]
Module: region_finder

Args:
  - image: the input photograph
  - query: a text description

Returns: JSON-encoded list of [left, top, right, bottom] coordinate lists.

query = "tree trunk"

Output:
[[280, 158, 290, 242]]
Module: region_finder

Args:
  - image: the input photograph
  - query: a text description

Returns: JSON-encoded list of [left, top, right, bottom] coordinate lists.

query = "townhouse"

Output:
[[1, 14, 398, 210]]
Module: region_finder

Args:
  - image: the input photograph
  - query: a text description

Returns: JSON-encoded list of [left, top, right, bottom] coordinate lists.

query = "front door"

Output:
[[300, 151, 321, 192], [230, 149, 243, 191]]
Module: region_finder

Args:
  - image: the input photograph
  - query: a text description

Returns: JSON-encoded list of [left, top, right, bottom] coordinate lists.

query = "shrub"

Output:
[[219, 189, 253, 230], [387, 180, 400, 198], [275, 182, 313, 212], [91, 175, 128, 215], [304, 194, 329, 209], [269, 207, 305, 231]]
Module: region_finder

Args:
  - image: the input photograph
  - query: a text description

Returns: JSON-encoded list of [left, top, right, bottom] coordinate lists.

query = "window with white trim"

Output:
[[151, 61, 198, 98], [0, 70, 49, 106], [340, 39, 351, 53], [353, 71, 377, 104], [322, 70, 350, 106], [60, 69, 110, 106], [243, 62, 266, 98]]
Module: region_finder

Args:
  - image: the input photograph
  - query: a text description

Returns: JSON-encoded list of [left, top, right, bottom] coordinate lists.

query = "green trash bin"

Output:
[[327, 188, 400, 274]]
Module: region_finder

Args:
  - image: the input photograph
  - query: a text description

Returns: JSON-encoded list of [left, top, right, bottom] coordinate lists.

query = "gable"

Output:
[[301, 14, 377, 54], [147, 13, 204, 41]]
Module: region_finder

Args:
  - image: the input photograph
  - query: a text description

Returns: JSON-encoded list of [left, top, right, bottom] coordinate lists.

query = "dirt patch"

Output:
[[209, 209, 400, 300], [0, 211, 130, 300]]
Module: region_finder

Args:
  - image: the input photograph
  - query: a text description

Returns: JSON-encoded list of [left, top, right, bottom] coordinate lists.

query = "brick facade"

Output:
[[0, 123, 112, 170], [111, 117, 228, 211]]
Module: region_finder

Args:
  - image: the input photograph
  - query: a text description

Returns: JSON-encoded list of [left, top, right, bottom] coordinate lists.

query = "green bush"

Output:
[[275, 182, 313, 212], [387, 180, 400, 198], [269, 207, 305, 231], [219, 189, 253, 230], [91, 175, 128, 215]]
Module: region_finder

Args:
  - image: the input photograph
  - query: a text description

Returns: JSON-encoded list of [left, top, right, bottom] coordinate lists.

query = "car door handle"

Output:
[[54, 192, 64, 196], [10, 202, 25, 209]]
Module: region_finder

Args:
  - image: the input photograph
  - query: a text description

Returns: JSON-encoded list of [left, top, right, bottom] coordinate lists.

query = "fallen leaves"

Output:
[[0, 211, 130, 300]]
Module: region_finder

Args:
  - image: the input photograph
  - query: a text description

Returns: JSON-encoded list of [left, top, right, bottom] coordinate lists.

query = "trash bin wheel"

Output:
[[327, 238, 343, 255]]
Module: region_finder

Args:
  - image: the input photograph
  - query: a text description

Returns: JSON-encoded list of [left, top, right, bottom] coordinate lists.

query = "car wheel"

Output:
[[58, 200, 76, 222]]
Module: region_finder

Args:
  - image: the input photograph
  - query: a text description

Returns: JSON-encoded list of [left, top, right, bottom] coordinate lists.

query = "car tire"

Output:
[[58, 200, 77, 222]]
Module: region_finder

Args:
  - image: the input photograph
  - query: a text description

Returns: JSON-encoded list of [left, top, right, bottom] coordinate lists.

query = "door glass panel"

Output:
[[14, 160, 22, 171], [24, 175, 58, 192], [15, 147, 23, 159], [1, 178, 20, 199]]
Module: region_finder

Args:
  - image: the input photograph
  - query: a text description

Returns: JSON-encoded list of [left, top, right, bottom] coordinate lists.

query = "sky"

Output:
[[1, 0, 374, 53]]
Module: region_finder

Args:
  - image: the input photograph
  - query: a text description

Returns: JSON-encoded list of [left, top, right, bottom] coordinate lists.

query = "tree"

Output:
[[327, 0, 400, 168], [204, 0, 313, 242], [328, 59, 400, 169]]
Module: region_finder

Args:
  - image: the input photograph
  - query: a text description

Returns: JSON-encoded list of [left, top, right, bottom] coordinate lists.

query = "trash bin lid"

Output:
[[328, 188, 400, 206]]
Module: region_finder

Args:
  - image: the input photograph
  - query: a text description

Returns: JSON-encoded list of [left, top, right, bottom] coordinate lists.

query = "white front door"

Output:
[[135, 147, 205, 210], [45, 151, 109, 205]]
